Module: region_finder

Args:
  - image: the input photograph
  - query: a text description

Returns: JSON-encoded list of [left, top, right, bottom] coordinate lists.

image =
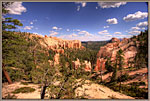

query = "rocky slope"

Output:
[[95, 37, 138, 71]]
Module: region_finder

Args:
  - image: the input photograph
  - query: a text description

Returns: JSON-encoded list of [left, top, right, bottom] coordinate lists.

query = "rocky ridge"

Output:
[[95, 37, 138, 72]]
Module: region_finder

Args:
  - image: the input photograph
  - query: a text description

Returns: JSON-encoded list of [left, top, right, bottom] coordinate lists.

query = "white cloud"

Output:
[[75, 2, 87, 7], [114, 32, 122, 34], [30, 22, 33, 24], [76, 29, 80, 31], [6, 2, 27, 15], [104, 26, 109, 28], [59, 28, 62, 30], [52, 26, 58, 30], [33, 32, 44, 37], [78, 30, 92, 36], [49, 31, 58, 36], [58, 33, 116, 41], [105, 35, 112, 37], [131, 27, 140, 30], [81, 2, 86, 7], [72, 33, 78, 37], [136, 21, 148, 28], [98, 30, 109, 35], [123, 11, 148, 22], [52, 26, 62, 31], [141, 27, 146, 30], [114, 34, 133, 38], [75, 2, 86, 11], [77, 6, 80, 11], [66, 29, 70, 32], [128, 30, 141, 34], [24, 26, 33, 30], [98, 2, 127, 8], [106, 18, 118, 24], [96, 7, 98, 9]]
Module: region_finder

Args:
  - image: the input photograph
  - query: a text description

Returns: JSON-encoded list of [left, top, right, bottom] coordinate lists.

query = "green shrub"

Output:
[[21, 82, 28, 85], [118, 73, 129, 82], [12, 87, 35, 94]]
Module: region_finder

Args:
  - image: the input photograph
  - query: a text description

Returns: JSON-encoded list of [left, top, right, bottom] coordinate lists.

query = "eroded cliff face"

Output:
[[95, 37, 138, 72], [39, 35, 82, 50]]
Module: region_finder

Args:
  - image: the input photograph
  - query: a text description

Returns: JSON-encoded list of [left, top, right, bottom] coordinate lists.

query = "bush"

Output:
[[21, 82, 28, 85], [2, 67, 23, 83], [12, 87, 35, 94], [118, 73, 129, 82]]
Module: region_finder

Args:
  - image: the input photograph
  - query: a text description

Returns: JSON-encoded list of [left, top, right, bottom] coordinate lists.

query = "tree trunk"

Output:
[[2, 64, 12, 84], [41, 84, 47, 99]]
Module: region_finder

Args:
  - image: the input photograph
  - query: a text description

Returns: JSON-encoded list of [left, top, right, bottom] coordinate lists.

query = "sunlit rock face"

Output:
[[54, 53, 60, 65], [96, 37, 138, 71], [111, 37, 120, 43], [84, 61, 92, 72], [38, 35, 82, 50], [94, 58, 106, 72], [72, 58, 81, 70]]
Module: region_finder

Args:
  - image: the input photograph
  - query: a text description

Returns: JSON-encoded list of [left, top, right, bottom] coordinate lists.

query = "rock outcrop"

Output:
[[39, 35, 82, 50], [84, 61, 92, 72], [94, 58, 106, 72], [72, 58, 81, 70], [54, 53, 60, 65], [96, 37, 138, 72]]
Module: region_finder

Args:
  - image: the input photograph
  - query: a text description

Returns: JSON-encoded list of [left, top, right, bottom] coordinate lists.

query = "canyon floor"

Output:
[[2, 80, 134, 99]]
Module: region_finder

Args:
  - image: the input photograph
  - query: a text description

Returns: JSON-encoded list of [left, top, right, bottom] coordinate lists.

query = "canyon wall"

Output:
[[39, 35, 82, 50], [95, 37, 138, 72]]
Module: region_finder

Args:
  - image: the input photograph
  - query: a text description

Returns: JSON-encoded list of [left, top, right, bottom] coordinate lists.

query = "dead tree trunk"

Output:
[[41, 83, 48, 99], [2, 64, 12, 84]]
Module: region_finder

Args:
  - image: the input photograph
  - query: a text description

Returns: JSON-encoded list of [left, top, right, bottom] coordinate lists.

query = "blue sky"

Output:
[[4, 2, 148, 41]]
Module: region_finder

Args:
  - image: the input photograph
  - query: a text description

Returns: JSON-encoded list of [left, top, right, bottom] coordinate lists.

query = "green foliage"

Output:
[[2, 2, 23, 31], [12, 87, 35, 94], [128, 81, 146, 86], [48, 50, 56, 60], [82, 41, 108, 51], [134, 30, 148, 69], [21, 82, 29, 85], [2, 67, 23, 82], [63, 48, 97, 69], [105, 82, 148, 99], [105, 57, 114, 73], [117, 73, 129, 82], [2, 31, 36, 82]]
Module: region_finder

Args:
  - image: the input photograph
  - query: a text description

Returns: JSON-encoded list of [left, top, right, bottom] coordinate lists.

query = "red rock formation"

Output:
[[72, 58, 81, 69], [84, 61, 92, 72], [111, 37, 120, 43], [54, 53, 60, 65], [96, 37, 138, 69], [38, 35, 82, 50], [48, 60, 53, 66], [94, 58, 106, 72]]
